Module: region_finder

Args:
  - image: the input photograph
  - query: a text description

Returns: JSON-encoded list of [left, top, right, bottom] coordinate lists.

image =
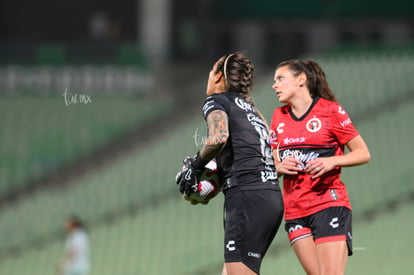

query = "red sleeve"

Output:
[[330, 103, 359, 145]]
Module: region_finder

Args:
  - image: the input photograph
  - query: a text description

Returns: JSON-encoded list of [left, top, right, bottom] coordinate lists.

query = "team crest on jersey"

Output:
[[306, 117, 322, 133]]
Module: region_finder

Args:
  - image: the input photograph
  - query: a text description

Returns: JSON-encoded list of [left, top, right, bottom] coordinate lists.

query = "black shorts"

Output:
[[285, 206, 353, 256], [223, 188, 283, 274]]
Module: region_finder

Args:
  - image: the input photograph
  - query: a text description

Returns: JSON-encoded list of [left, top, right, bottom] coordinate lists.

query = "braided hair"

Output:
[[215, 52, 270, 129], [277, 59, 337, 102], [215, 52, 255, 105]]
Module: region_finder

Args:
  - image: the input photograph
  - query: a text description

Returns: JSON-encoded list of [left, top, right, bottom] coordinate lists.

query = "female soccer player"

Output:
[[269, 59, 371, 275], [176, 52, 284, 275]]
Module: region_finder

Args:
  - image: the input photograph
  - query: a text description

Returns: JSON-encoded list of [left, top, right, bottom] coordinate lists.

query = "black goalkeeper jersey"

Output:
[[202, 92, 280, 191]]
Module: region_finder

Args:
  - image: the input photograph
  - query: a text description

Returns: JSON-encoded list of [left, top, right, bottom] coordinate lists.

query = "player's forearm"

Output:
[[330, 148, 371, 168], [332, 135, 371, 167], [199, 140, 226, 161]]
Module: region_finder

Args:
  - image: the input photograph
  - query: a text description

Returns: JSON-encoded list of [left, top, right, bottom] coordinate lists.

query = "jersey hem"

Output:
[[284, 203, 352, 220]]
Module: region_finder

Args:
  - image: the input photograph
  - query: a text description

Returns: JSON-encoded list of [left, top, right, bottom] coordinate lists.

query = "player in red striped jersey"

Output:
[[269, 60, 370, 275]]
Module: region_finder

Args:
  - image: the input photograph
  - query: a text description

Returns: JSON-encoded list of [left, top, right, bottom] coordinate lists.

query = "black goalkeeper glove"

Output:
[[175, 153, 209, 196]]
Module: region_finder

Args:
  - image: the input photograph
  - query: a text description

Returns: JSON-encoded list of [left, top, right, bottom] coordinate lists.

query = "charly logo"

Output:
[[226, 240, 236, 251], [306, 117, 322, 133], [329, 217, 339, 229], [276, 122, 285, 134]]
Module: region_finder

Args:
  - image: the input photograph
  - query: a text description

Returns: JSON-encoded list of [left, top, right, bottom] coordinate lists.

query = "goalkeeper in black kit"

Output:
[[176, 52, 284, 275]]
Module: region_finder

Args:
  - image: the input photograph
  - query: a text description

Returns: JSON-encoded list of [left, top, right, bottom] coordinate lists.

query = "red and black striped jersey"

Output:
[[270, 97, 359, 219]]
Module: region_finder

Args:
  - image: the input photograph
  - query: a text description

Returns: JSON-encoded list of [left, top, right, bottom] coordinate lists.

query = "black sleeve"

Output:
[[201, 94, 229, 120]]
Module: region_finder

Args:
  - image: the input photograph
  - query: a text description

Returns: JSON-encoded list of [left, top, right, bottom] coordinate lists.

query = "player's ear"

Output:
[[297, 72, 307, 87], [214, 71, 224, 84]]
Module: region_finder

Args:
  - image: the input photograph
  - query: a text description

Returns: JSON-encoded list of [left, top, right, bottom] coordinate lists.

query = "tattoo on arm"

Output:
[[200, 110, 229, 160]]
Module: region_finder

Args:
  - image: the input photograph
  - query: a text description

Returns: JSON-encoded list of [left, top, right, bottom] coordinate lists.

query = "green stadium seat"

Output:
[[115, 43, 148, 69]]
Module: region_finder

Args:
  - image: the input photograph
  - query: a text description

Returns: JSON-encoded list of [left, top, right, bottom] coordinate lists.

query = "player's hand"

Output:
[[305, 157, 336, 179], [175, 156, 202, 196], [277, 156, 304, 175]]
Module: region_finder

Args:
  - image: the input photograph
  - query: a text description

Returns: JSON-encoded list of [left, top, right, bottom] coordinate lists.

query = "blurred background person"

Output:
[[57, 215, 90, 275]]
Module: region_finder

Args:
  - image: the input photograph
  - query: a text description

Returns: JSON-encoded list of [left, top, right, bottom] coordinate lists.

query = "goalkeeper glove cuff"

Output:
[[192, 152, 209, 173]]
